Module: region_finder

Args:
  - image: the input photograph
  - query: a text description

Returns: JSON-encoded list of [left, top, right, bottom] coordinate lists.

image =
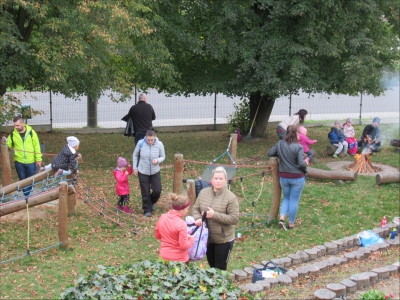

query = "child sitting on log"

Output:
[[343, 118, 358, 155], [328, 120, 349, 158], [41, 136, 81, 176], [298, 126, 317, 165]]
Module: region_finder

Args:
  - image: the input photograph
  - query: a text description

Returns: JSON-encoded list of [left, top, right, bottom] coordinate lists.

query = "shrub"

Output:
[[359, 289, 394, 300], [60, 259, 250, 299], [227, 98, 250, 134]]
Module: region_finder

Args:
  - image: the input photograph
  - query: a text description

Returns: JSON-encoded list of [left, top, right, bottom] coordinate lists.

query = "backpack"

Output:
[[194, 180, 212, 198], [186, 213, 208, 261]]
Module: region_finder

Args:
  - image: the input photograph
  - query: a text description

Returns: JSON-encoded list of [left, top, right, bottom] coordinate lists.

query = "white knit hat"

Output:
[[67, 136, 80, 147]]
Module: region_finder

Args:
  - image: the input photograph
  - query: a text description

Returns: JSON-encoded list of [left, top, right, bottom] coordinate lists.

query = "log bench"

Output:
[[390, 138, 400, 153], [326, 145, 347, 157]]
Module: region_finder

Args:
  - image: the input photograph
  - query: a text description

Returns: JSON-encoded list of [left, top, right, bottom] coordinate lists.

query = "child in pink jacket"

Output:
[[298, 126, 317, 165], [154, 193, 195, 262], [114, 157, 133, 213]]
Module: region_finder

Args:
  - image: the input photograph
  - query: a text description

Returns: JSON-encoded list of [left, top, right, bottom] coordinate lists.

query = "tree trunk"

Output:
[[87, 95, 98, 128], [249, 92, 275, 137], [0, 84, 6, 97]]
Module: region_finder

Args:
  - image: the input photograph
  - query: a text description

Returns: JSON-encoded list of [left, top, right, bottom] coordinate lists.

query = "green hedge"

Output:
[[60, 259, 250, 299]]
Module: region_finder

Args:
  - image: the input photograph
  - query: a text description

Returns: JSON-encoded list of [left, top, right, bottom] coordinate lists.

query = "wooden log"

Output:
[[326, 283, 346, 298], [0, 185, 76, 216], [173, 154, 184, 194], [58, 181, 69, 248], [340, 279, 358, 294], [376, 172, 400, 185], [1, 143, 12, 187], [307, 167, 358, 181], [314, 289, 336, 300], [326, 144, 337, 155], [186, 179, 196, 216], [390, 138, 400, 147], [268, 157, 281, 221], [232, 269, 248, 281]]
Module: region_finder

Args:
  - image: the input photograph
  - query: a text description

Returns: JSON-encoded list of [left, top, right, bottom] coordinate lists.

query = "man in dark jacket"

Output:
[[128, 94, 156, 145], [360, 117, 381, 154]]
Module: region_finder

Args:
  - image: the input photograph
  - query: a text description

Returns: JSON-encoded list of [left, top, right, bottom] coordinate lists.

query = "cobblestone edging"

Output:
[[231, 222, 399, 299]]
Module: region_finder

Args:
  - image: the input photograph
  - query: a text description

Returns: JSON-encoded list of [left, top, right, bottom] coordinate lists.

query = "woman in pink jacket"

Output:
[[154, 194, 195, 262], [114, 157, 133, 213]]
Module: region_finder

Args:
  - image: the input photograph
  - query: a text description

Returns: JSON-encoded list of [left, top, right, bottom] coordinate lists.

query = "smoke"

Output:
[[380, 69, 399, 90], [381, 123, 400, 147]]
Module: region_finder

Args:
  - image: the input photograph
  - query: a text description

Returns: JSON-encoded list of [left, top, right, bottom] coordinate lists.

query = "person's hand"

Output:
[[1, 136, 6, 143], [338, 142, 342, 145], [77, 153, 82, 158], [313, 140, 317, 143], [36, 162, 42, 167], [194, 219, 202, 226], [133, 170, 138, 176], [204, 207, 214, 219], [152, 159, 158, 165]]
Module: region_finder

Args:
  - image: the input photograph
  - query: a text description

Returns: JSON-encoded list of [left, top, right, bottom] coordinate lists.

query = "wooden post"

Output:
[[1, 143, 12, 187], [229, 134, 237, 183], [268, 157, 281, 222], [67, 186, 76, 216], [186, 179, 196, 216], [58, 181, 69, 248], [173, 154, 184, 194]]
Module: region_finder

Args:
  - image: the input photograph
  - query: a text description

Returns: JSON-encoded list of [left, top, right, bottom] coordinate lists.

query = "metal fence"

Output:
[[5, 86, 399, 129]]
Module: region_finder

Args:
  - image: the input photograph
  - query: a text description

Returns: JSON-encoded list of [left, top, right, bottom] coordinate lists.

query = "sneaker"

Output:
[[278, 220, 287, 231], [145, 212, 152, 217], [117, 205, 123, 211], [332, 154, 338, 158], [123, 206, 133, 213], [151, 205, 156, 211]]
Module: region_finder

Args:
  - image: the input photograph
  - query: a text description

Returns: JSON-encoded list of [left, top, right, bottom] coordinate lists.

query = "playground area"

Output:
[[0, 125, 399, 299]]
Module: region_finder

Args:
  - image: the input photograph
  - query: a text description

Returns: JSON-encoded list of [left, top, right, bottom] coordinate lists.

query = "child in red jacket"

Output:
[[114, 157, 133, 213]]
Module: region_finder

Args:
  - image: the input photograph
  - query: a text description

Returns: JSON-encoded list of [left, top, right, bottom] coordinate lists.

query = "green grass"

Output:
[[0, 124, 399, 299]]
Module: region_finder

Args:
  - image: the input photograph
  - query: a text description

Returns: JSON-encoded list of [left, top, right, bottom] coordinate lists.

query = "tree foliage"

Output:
[[155, 0, 400, 136], [0, 0, 178, 100]]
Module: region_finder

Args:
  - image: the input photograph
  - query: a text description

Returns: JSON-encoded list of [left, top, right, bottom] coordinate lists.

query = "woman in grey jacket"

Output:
[[268, 125, 307, 230], [133, 129, 165, 217], [192, 166, 239, 270]]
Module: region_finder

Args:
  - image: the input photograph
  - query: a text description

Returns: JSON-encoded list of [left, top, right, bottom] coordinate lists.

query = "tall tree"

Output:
[[156, 0, 399, 136], [1, 0, 178, 125]]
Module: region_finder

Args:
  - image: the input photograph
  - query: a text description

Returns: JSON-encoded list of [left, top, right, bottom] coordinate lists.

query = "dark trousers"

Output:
[[15, 161, 37, 196], [206, 240, 234, 271], [138, 172, 162, 213], [117, 194, 130, 207], [134, 132, 146, 145]]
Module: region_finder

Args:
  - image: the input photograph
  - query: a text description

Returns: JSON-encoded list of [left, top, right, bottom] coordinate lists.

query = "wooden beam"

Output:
[[1, 143, 12, 187], [268, 157, 281, 221], [58, 182, 69, 248], [186, 179, 196, 216]]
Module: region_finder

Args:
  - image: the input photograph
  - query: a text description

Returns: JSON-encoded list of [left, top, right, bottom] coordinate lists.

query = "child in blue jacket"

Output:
[[328, 120, 348, 158]]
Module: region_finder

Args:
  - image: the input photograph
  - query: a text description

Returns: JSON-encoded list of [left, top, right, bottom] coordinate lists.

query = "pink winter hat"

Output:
[[117, 157, 128, 168], [298, 126, 307, 135]]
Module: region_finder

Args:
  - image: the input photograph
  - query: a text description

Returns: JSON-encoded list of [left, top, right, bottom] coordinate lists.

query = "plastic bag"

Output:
[[358, 230, 384, 247]]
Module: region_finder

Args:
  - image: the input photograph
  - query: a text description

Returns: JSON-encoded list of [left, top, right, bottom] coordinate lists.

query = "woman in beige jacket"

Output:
[[192, 166, 239, 270]]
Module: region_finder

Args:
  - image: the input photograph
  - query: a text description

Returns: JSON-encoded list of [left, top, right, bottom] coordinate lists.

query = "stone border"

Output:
[[231, 222, 399, 297]]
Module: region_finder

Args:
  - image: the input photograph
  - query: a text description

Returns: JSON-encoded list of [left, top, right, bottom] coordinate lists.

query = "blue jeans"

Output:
[[279, 177, 305, 224], [134, 132, 146, 145], [15, 161, 37, 196]]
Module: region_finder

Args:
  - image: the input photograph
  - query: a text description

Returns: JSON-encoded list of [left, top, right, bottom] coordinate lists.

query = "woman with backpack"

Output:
[[192, 166, 239, 271]]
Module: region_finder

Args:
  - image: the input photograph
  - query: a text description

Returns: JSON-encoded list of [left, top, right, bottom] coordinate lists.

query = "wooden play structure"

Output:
[[1, 143, 78, 250]]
